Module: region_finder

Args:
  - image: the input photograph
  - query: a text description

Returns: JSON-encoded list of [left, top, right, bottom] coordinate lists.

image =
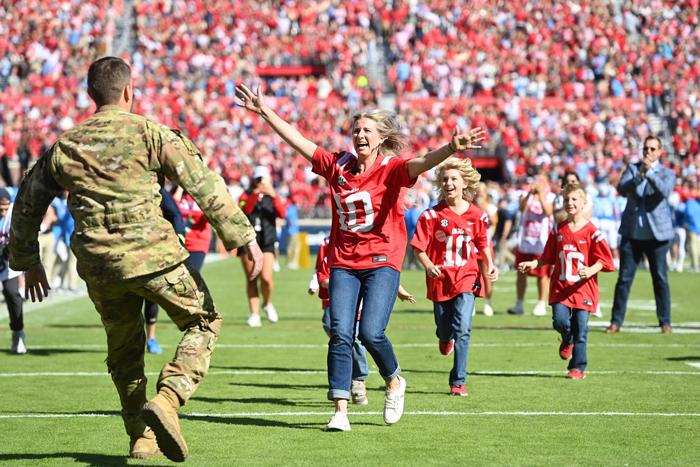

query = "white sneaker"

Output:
[[247, 313, 262, 327], [263, 303, 278, 323], [383, 375, 406, 425], [593, 306, 603, 318], [483, 303, 494, 316], [273, 260, 281, 272], [533, 301, 547, 316], [324, 412, 351, 431], [11, 330, 26, 354]]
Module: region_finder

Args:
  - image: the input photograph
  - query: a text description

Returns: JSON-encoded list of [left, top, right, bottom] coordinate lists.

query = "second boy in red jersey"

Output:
[[519, 184, 614, 379]]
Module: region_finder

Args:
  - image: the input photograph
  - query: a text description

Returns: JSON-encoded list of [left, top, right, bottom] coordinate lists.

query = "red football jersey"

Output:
[[179, 194, 212, 253], [410, 201, 490, 302], [312, 147, 416, 271], [315, 236, 330, 309], [541, 221, 615, 312]]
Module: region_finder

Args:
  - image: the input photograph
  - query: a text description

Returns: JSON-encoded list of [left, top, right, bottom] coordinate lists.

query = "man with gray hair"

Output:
[[10, 56, 263, 462]]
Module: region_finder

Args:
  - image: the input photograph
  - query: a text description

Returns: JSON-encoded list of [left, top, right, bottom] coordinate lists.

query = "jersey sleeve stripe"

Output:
[[380, 156, 394, 166]]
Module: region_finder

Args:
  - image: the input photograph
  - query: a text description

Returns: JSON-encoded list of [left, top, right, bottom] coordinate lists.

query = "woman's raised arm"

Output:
[[236, 84, 318, 162]]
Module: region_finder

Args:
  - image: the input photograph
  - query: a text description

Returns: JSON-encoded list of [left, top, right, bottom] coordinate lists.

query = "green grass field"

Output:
[[1, 256, 699, 466]]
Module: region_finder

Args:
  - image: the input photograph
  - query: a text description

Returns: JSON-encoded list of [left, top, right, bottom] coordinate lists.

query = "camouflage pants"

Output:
[[86, 261, 222, 437]]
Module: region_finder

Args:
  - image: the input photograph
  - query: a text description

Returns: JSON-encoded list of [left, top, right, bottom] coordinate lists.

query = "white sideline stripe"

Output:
[[686, 363, 700, 370], [2, 411, 700, 419], [2, 369, 699, 377], [18, 342, 700, 350]]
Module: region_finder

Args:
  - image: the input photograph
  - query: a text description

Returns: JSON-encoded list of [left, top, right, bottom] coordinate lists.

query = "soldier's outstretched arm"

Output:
[[150, 123, 256, 251], [9, 146, 64, 272]]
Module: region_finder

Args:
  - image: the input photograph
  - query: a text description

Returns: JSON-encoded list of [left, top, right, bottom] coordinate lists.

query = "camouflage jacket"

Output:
[[10, 105, 255, 283]]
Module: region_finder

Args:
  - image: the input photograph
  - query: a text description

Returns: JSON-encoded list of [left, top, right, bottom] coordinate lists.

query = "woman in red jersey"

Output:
[[235, 84, 485, 432]]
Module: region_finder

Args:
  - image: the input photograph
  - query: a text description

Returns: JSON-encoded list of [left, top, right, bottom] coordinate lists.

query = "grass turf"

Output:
[[1, 255, 699, 466]]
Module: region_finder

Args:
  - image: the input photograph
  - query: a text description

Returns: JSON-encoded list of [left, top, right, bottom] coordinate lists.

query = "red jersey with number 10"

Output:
[[410, 201, 490, 302], [312, 147, 416, 271], [541, 221, 615, 312]]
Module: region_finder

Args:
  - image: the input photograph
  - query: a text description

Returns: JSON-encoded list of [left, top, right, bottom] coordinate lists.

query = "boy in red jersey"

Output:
[[519, 184, 614, 379], [411, 158, 498, 396]]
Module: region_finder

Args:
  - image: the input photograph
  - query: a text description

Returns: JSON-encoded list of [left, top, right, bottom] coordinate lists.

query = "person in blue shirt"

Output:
[[668, 191, 686, 273], [684, 187, 700, 272], [284, 198, 300, 270], [592, 183, 620, 269]]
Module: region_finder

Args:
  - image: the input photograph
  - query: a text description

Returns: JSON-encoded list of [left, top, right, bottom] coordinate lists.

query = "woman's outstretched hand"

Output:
[[451, 126, 487, 152], [235, 84, 266, 116]]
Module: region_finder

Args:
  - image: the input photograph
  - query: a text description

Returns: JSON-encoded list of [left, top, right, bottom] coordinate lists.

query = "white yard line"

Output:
[[2, 369, 698, 378], [2, 411, 699, 419]]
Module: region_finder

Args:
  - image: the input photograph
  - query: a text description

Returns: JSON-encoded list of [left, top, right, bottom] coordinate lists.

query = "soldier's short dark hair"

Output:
[[87, 57, 132, 107]]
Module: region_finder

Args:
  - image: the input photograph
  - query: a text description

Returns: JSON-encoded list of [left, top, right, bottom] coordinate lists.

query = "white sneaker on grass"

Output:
[[592, 306, 603, 318], [383, 375, 406, 425], [247, 313, 262, 327], [483, 303, 494, 316], [263, 303, 278, 323], [533, 301, 547, 316], [11, 330, 26, 354], [324, 412, 351, 431]]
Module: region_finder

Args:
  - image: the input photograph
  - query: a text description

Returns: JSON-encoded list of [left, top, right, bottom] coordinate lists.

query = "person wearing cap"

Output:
[[0, 188, 25, 354], [238, 165, 287, 327]]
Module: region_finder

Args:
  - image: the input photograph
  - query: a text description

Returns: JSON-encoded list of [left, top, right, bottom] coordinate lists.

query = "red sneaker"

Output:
[[559, 342, 573, 360], [439, 339, 454, 356], [566, 369, 586, 379], [450, 385, 468, 396]]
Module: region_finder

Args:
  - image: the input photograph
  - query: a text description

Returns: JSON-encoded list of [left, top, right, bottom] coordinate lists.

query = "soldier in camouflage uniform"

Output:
[[9, 57, 263, 463]]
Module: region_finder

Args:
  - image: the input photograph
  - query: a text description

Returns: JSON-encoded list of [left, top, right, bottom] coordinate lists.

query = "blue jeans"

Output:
[[611, 237, 671, 327], [327, 267, 401, 400], [434, 293, 475, 385], [322, 306, 369, 382], [552, 303, 589, 371]]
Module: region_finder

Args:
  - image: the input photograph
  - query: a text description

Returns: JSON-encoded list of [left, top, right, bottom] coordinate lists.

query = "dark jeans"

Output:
[[327, 266, 401, 400], [433, 292, 475, 385], [3, 276, 23, 331], [611, 236, 671, 327], [552, 303, 589, 371]]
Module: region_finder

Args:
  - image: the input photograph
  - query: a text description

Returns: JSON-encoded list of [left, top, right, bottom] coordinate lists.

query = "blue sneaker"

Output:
[[147, 338, 163, 354]]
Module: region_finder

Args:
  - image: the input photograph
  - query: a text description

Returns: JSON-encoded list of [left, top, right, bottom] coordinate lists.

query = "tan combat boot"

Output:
[[129, 429, 162, 459], [141, 387, 188, 462]]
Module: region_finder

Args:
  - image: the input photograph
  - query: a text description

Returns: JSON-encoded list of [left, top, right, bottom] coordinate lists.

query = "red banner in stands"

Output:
[[255, 65, 326, 76]]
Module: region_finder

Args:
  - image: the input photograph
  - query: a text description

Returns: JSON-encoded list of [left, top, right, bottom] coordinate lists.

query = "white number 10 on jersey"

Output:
[[559, 251, 585, 282], [445, 235, 472, 266], [334, 192, 375, 232]]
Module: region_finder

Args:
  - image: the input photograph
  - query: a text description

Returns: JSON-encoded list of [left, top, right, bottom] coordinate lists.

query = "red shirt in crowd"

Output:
[[179, 193, 212, 254]]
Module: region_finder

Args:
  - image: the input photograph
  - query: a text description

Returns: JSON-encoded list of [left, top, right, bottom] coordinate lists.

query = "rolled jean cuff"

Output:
[[381, 364, 401, 382], [327, 389, 350, 401]]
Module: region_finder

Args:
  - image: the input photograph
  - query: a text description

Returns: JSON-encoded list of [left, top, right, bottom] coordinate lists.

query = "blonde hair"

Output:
[[432, 157, 481, 201], [352, 109, 410, 158], [562, 183, 587, 200]]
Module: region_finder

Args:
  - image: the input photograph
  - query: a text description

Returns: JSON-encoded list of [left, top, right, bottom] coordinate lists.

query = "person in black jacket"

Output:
[[238, 166, 286, 327], [145, 188, 187, 353]]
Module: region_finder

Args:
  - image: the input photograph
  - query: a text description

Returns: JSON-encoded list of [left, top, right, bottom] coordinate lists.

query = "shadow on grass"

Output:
[[0, 349, 104, 356], [186, 415, 383, 430], [192, 396, 299, 406], [210, 365, 325, 373], [0, 453, 170, 467], [403, 368, 562, 378], [666, 356, 700, 361], [229, 382, 328, 391]]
